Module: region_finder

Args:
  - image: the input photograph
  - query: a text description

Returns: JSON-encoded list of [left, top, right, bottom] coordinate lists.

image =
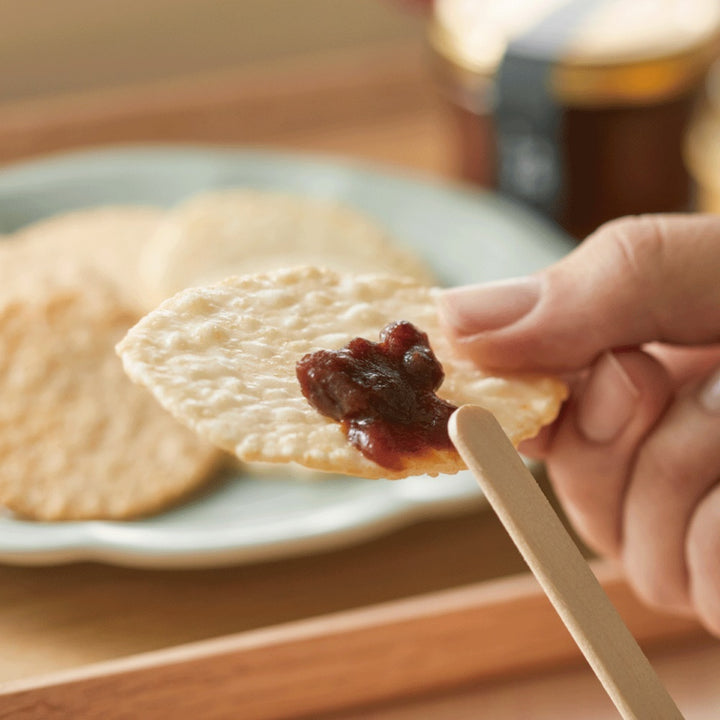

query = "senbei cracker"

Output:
[[9, 206, 164, 313], [118, 266, 567, 480], [139, 189, 435, 306], [0, 276, 220, 520]]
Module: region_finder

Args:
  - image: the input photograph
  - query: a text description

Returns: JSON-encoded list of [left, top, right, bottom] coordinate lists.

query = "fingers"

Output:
[[439, 214, 720, 371], [687, 483, 720, 636], [543, 349, 672, 557], [438, 212, 720, 634], [544, 358, 720, 635], [622, 367, 720, 614], [645, 343, 720, 387]]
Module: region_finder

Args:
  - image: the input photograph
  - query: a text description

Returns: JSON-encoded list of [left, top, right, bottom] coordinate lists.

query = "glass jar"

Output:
[[430, 0, 720, 239], [686, 61, 720, 213]]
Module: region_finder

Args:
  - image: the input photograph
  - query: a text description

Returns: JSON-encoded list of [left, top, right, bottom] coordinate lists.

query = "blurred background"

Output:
[[0, 0, 451, 174], [3, 0, 720, 239]]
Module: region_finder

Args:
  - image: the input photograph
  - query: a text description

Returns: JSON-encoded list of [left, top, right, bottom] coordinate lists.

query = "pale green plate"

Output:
[[0, 146, 574, 567]]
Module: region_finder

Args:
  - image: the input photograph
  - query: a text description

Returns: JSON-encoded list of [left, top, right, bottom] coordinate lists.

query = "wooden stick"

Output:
[[449, 405, 684, 720]]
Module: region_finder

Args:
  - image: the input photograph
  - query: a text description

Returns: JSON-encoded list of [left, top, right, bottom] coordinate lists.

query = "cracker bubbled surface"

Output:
[[118, 266, 567, 480]]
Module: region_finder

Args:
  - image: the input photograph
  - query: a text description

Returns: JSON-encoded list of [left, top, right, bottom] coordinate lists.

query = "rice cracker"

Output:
[[118, 266, 567, 480], [8, 206, 163, 313], [140, 189, 435, 306], [0, 275, 219, 520]]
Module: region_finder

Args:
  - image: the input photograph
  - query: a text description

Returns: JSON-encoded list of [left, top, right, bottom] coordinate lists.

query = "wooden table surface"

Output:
[[1, 503, 531, 684], [1, 43, 718, 715], [0, 43, 457, 177], [334, 644, 720, 719]]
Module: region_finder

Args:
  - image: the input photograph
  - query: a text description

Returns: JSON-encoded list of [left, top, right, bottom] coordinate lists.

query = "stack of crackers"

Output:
[[0, 190, 439, 521], [1, 188, 566, 522]]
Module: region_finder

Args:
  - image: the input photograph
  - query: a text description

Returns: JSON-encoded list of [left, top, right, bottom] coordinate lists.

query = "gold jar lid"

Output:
[[430, 0, 720, 106]]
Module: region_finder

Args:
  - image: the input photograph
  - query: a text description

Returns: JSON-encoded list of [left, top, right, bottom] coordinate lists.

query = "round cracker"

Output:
[[0, 277, 219, 520], [118, 266, 567, 480], [9, 206, 163, 313], [140, 189, 435, 306]]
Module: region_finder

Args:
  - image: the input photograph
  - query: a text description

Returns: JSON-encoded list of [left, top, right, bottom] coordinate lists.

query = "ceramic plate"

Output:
[[0, 146, 574, 567]]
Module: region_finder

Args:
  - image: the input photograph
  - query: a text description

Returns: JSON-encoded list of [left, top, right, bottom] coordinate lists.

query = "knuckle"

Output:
[[587, 216, 669, 338], [546, 458, 622, 557], [606, 216, 666, 282], [622, 465, 688, 609], [591, 214, 712, 342], [621, 433, 700, 612], [590, 215, 640, 239], [688, 502, 720, 558], [687, 492, 720, 636], [634, 439, 691, 505], [592, 215, 668, 282], [623, 550, 685, 612]]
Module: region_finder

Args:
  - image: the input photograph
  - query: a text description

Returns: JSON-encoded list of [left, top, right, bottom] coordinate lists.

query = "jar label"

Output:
[[496, 0, 605, 219]]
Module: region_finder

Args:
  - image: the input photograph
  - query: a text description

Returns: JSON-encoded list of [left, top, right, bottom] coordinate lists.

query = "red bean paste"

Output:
[[296, 321, 458, 470]]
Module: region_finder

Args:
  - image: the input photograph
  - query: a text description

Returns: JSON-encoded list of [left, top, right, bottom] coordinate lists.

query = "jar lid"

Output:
[[431, 0, 720, 104]]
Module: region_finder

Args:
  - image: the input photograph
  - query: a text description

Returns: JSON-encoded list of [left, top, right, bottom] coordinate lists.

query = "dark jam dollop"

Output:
[[296, 321, 458, 470]]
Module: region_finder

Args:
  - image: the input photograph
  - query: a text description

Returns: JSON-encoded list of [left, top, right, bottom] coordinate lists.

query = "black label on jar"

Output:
[[495, 0, 605, 219]]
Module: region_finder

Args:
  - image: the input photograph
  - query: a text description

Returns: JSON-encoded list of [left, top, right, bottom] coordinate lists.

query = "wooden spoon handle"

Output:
[[449, 405, 684, 720]]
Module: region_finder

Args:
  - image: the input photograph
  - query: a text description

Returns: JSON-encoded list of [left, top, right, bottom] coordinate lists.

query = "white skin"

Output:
[[439, 214, 720, 637]]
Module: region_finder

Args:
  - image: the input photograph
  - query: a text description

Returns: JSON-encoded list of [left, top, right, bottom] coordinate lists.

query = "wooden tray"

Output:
[[0, 562, 712, 720], [0, 43, 717, 719]]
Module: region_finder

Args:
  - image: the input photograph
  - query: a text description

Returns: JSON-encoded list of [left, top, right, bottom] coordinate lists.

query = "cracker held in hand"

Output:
[[140, 189, 435, 306], [118, 267, 566, 480], [0, 277, 219, 520]]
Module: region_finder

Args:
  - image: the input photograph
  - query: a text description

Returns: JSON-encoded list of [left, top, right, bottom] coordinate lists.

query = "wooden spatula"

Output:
[[449, 405, 684, 720]]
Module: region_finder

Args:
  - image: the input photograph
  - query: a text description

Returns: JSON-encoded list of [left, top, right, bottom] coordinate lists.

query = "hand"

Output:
[[439, 214, 720, 636]]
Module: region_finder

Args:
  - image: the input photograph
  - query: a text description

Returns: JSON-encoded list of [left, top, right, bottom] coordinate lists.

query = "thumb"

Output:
[[439, 214, 720, 372]]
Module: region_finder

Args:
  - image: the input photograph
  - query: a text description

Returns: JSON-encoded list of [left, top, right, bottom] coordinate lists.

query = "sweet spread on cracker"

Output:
[[297, 321, 458, 471], [118, 266, 567, 480]]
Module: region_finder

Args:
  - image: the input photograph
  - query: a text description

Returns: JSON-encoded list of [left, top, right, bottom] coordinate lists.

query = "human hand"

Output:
[[439, 214, 720, 636]]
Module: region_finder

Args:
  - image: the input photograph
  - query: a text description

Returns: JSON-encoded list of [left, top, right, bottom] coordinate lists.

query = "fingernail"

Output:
[[438, 276, 541, 334], [578, 352, 640, 444], [699, 365, 720, 414]]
